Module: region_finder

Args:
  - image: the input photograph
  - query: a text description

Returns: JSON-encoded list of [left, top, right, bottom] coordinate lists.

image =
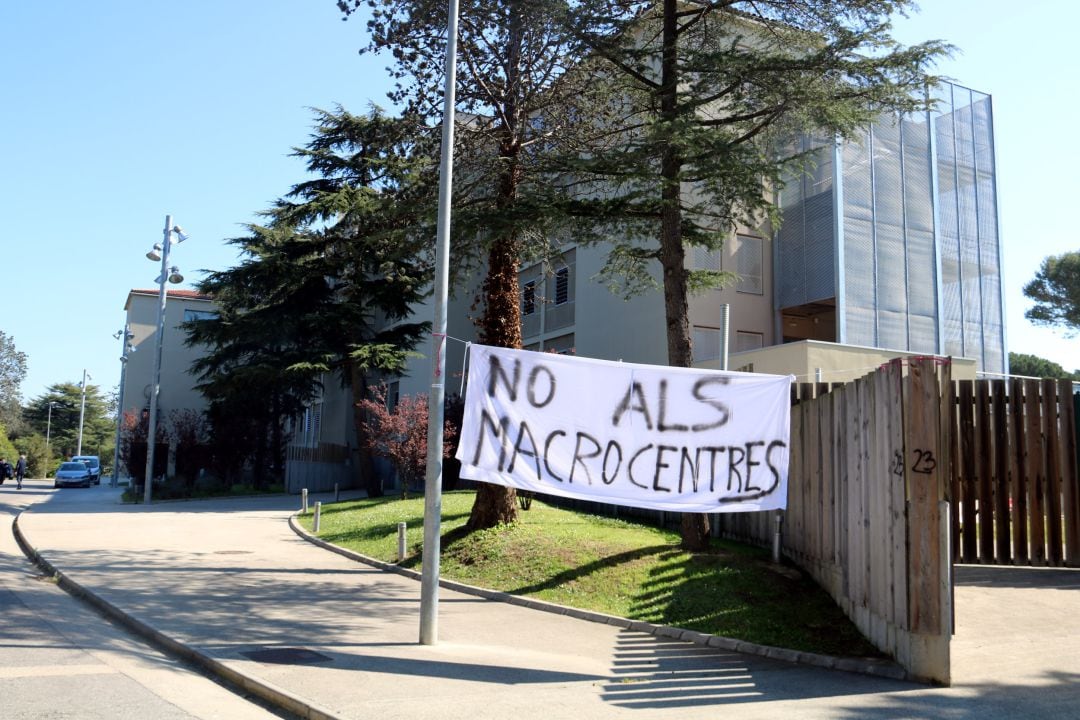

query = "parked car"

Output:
[[71, 455, 101, 485], [54, 461, 93, 488]]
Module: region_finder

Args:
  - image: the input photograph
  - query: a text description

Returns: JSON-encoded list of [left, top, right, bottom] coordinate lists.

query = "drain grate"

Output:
[[241, 647, 333, 665]]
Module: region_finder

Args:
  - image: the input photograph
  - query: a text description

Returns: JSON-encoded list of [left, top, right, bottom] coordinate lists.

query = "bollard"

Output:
[[772, 511, 783, 563], [334, 482, 339, 502], [314, 501, 322, 533], [302, 488, 309, 514], [397, 522, 407, 562]]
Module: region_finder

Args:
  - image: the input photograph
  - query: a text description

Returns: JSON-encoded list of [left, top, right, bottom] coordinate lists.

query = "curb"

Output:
[[287, 513, 911, 683], [13, 511, 346, 720]]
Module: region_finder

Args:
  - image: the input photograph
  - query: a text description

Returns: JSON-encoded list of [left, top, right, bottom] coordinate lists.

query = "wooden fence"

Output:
[[716, 358, 952, 684], [949, 378, 1080, 567]]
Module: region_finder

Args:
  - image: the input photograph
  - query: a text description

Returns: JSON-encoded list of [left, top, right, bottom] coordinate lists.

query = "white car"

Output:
[[71, 455, 101, 485]]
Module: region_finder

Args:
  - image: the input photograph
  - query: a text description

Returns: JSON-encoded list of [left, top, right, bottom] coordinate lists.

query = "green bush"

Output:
[[0, 424, 18, 468]]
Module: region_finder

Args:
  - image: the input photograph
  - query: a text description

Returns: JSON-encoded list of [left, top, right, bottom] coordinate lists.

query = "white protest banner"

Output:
[[456, 345, 792, 513]]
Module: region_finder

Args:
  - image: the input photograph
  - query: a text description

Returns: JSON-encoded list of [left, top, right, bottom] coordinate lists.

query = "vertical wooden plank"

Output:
[[839, 382, 854, 601], [938, 361, 957, 634], [819, 392, 833, 577], [887, 360, 908, 642], [1059, 380, 1080, 566], [1025, 379, 1047, 566], [831, 386, 846, 597], [977, 381, 995, 562], [808, 394, 819, 565], [1042, 379, 1064, 566], [799, 396, 812, 560], [948, 379, 961, 563], [870, 369, 889, 649], [787, 400, 803, 558], [958, 381, 977, 562], [992, 381, 1011, 563], [859, 376, 873, 633], [846, 378, 864, 620], [1011, 378, 1029, 564], [905, 358, 948, 682]]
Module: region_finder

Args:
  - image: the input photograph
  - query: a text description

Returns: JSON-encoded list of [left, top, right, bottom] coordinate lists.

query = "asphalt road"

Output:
[[0, 479, 288, 720]]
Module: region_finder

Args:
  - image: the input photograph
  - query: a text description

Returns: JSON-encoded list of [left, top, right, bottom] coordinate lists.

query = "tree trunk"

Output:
[[468, 8, 526, 529], [659, 0, 709, 550], [348, 361, 383, 498], [467, 236, 522, 529], [468, 481, 520, 530]]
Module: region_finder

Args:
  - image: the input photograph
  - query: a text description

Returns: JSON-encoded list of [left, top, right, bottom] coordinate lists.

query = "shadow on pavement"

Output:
[[955, 564, 1080, 589]]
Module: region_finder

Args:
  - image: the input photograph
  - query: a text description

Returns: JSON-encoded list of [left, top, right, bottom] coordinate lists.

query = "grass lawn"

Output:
[[299, 490, 879, 658]]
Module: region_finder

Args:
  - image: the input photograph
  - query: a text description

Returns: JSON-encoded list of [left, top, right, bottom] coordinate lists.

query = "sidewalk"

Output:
[[13, 486, 1080, 719]]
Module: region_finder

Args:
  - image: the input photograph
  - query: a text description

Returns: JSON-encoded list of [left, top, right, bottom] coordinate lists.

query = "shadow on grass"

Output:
[[628, 547, 880, 657], [506, 545, 677, 596]]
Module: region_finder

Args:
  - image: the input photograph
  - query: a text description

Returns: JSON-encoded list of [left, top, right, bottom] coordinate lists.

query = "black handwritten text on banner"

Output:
[[456, 345, 792, 513]]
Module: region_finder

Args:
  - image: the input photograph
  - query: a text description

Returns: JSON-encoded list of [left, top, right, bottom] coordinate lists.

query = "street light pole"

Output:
[[143, 215, 187, 504], [46, 401, 57, 452], [419, 0, 460, 646], [112, 325, 134, 487], [77, 369, 91, 456]]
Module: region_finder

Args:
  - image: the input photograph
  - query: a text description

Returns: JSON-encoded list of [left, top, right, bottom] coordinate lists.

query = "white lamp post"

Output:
[[46, 401, 58, 452], [143, 215, 188, 504], [418, 0, 460, 646], [111, 326, 135, 487], [77, 369, 92, 456]]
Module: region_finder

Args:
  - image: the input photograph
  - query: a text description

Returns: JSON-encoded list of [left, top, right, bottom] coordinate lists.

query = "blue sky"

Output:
[[2, 1, 1076, 404]]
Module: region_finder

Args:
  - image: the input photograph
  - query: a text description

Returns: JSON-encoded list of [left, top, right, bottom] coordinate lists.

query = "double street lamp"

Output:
[[143, 215, 188, 504]]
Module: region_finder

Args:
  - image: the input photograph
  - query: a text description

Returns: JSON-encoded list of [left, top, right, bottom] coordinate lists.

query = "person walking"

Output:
[[0, 457, 11, 486], [13, 453, 27, 490]]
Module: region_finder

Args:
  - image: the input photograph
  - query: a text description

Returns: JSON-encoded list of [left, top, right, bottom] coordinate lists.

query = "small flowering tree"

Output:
[[356, 384, 456, 499]]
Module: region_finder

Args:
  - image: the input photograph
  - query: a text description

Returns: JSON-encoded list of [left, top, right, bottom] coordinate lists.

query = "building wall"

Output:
[[711, 339, 977, 384], [122, 291, 216, 424]]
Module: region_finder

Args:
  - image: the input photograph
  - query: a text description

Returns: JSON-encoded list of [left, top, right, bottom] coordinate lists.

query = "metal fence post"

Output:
[[301, 488, 308, 514], [313, 501, 322, 533]]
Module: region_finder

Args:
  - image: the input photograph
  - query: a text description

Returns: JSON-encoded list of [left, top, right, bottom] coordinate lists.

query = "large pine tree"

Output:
[[187, 107, 437, 494], [338, 0, 592, 529], [549, 0, 949, 548]]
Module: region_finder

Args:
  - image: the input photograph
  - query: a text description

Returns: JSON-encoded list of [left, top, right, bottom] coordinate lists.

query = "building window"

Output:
[[736, 235, 763, 295], [692, 326, 721, 363], [554, 267, 569, 305], [545, 333, 575, 355], [300, 403, 322, 448], [735, 331, 764, 352], [386, 381, 400, 412], [183, 309, 218, 322], [691, 245, 722, 271], [522, 280, 536, 316]]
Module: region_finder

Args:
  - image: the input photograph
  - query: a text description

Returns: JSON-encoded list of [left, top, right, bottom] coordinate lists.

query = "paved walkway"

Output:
[[13, 482, 1080, 719]]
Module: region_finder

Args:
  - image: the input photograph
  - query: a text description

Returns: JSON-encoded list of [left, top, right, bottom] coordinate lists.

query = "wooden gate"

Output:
[[949, 378, 1080, 566]]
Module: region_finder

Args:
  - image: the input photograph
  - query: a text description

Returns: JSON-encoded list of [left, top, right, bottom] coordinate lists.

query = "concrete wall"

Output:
[[122, 291, 216, 423], [702, 339, 978, 383]]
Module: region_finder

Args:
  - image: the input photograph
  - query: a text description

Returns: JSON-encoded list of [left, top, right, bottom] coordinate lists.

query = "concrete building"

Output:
[[118, 289, 217, 478]]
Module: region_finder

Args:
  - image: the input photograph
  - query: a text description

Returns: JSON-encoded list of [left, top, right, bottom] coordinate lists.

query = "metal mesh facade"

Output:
[[775, 81, 1005, 374], [777, 138, 835, 308]]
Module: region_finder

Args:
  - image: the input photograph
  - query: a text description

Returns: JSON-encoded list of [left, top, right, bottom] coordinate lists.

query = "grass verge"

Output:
[[298, 490, 880, 658]]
